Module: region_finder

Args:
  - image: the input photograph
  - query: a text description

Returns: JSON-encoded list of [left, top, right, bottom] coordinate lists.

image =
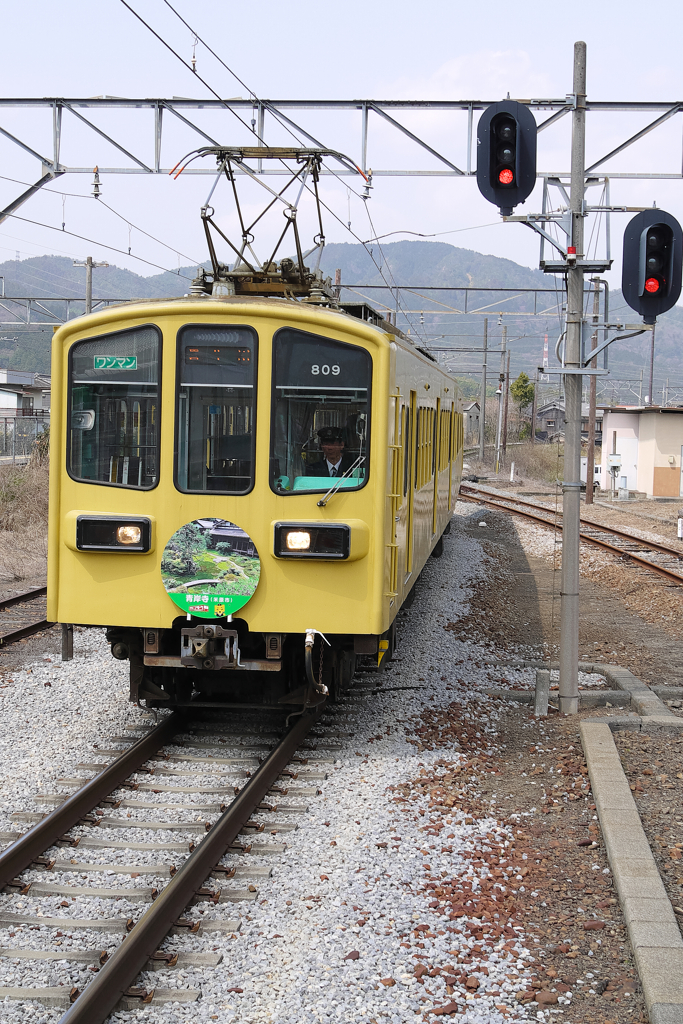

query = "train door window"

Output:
[[68, 325, 160, 489], [270, 328, 371, 494], [402, 405, 410, 498], [175, 325, 257, 494]]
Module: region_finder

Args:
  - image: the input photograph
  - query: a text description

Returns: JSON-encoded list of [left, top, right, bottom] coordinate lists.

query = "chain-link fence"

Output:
[[0, 415, 49, 462]]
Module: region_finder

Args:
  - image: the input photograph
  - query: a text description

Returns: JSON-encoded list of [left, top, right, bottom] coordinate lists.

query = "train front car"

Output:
[[48, 297, 462, 707]]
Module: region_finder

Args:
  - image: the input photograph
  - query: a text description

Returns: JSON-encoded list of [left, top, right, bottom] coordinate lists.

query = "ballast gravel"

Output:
[[0, 504, 558, 1022]]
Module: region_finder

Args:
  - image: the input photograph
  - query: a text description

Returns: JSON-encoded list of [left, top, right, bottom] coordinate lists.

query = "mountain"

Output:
[[1, 245, 681, 399]]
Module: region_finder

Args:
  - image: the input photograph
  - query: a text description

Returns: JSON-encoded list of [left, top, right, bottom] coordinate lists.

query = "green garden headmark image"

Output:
[[161, 519, 260, 618]]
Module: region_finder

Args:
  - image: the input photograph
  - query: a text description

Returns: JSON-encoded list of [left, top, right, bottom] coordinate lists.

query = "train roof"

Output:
[[52, 294, 456, 383]]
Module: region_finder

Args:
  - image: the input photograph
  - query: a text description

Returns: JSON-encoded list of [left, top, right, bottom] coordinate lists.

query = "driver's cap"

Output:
[[317, 426, 344, 443]]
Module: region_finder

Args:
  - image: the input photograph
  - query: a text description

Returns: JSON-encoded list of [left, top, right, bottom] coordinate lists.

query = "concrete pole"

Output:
[[531, 371, 538, 445], [559, 40, 587, 715], [73, 255, 108, 315], [478, 318, 488, 462], [585, 279, 600, 505], [494, 326, 507, 474], [502, 349, 511, 457]]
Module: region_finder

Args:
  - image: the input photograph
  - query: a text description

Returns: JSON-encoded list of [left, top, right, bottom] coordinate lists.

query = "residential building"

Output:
[[464, 401, 480, 443], [599, 405, 683, 498]]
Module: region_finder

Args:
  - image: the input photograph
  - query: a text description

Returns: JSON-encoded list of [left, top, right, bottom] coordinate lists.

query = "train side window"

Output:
[[270, 328, 371, 495], [68, 325, 160, 489], [175, 325, 257, 495]]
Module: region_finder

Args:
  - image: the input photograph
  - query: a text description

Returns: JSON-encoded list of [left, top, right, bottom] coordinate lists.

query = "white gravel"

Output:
[[0, 505, 552, 1023]]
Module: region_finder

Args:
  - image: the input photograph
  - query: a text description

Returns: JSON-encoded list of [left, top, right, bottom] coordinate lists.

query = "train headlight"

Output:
[[285, 531, 311, 551], [274, 523, 350, 559], [117, 524, 142, 545], [76, 516, 151, 552]]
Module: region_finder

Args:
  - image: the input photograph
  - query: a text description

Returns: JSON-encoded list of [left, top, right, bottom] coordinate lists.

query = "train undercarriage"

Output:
[[104, 619, 396, 709]]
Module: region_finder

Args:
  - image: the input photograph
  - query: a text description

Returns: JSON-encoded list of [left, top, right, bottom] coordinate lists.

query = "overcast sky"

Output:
[[1, 0, 682, 287]]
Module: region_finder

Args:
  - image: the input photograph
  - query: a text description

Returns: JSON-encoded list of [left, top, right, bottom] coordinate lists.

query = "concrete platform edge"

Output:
[[580, 720, 683, 1020]]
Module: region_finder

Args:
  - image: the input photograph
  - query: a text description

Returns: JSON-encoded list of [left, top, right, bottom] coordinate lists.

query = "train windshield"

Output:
[[68, 325, 160, 489], [175, 325, 257, 494], [270, 328, 371, 495]]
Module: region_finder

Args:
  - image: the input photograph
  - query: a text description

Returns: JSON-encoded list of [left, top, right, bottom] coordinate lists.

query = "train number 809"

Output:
[[311, 364, 341, 375]]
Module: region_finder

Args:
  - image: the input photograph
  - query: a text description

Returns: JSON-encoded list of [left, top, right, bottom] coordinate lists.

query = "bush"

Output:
[[0, 461, 49, 581], [508, 441, 564, 484], [0, 461, 49, 533]]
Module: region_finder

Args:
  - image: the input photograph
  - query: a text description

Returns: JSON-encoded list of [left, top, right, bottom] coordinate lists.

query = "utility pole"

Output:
[[502, 349, 511, 457], [478, 318, 488, 462], [531, 370, 538, 445], [494, 325, 507, 474], [73, 255, 109, 314], [559, 41, 587, 715], [585, 278, 600, 505]]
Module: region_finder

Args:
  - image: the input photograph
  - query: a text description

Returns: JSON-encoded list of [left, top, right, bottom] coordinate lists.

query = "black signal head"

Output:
[[476, 100, 537, 216], [622, 209, 682, 324]]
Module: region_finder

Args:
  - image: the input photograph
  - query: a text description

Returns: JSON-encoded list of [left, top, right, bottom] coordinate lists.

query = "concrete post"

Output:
[[558, 40, 587, 715]]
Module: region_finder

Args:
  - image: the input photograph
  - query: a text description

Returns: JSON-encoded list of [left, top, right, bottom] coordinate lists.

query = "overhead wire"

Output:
[[118, 0, 259, 141], [126, 0, 416, 331], [0, 173, 201, 266], [5, 214, 194, 278]]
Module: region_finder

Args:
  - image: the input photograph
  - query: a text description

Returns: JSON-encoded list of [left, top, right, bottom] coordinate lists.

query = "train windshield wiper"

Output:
[[316, 455, 366, 508]]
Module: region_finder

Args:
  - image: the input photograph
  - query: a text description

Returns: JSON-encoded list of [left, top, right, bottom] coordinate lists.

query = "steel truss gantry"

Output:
[[0, 95, 682, 226]]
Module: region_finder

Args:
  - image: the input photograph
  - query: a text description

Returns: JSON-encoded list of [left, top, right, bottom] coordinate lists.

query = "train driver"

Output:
[[305, 426, 356, 477]]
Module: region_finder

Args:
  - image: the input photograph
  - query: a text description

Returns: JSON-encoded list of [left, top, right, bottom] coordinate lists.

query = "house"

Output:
[[599, 406, 683, 498], [463, 401, 480, 443], [535, 400, 603, 440], [0, 370, 51, 419]]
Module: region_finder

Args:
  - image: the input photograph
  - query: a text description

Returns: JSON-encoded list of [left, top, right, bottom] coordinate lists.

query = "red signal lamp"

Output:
[[644, 277, 661, 294], [498, 168, 514, 185]]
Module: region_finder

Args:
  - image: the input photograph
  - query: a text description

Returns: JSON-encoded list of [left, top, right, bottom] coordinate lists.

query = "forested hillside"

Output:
[[2, 243, 681, 394]]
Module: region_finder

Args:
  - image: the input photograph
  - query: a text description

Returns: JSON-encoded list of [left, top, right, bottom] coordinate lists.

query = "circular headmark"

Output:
[[161, 518, 260, 619]]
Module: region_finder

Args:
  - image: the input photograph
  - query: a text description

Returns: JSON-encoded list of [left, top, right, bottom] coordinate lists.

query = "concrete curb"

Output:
[[487, 660, 683, 729], [581, 721, 683, 1024]]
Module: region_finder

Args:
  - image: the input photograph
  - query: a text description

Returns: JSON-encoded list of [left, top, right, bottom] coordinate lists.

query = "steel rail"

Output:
[[0, 585, 47, 611], [0, 618, 52, 646], [0, 585, 52, 645], [460, 484, 683, 559], [0, 712, 183, 888], [58, 704, 324, 1024], [459, 487, 683, 586]]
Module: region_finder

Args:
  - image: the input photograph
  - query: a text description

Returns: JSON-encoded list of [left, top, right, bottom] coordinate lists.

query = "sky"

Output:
[[1, 0, 682, 291]]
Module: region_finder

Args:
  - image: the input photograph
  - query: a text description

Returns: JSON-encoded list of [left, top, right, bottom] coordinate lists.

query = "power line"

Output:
[[5, 214, 193, 278], [362, 222, 502, 243], [123, 0, 415, 329], [0, 173, 201, 266], [118, 0, 258, 140]]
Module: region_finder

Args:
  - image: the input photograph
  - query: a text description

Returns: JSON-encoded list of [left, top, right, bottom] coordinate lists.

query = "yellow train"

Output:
[[48, 288, 463, 706]]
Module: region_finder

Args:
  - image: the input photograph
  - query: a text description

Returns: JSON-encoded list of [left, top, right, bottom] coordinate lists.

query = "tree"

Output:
[[510, 372, 535, 438]]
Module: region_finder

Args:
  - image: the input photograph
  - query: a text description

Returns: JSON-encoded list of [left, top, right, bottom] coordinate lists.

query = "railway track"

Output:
[[460, 483, 683, 586], [0, 700, 337, 1020], [0, 586, 51, 646]]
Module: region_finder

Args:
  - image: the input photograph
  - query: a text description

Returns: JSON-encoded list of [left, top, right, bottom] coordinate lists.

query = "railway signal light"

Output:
[[622, 210, 682, 324], [476, 101, 537, 216]]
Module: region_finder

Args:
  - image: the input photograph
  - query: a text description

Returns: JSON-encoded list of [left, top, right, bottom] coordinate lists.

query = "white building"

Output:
[[600, 406, 683, 498]]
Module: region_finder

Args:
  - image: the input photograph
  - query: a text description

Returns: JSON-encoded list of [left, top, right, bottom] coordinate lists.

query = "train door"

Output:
[[406, 390, 417, 578], [387, 391, 402, 603], [432, 398, 441, 536], [448, 402, 455, 510]]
